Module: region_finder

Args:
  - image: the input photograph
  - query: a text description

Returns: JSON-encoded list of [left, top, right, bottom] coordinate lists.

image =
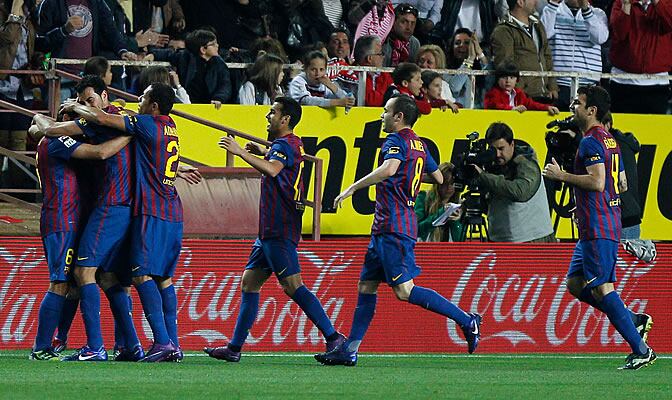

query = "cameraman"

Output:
[[473, 122, 556, 243]]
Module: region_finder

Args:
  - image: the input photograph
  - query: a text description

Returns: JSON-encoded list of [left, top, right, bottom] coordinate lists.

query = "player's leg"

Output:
[[157, 276, 180, 358], [53, 283, 79, 352], [153, 219, 183, 357], [99, 270, 142, 361]]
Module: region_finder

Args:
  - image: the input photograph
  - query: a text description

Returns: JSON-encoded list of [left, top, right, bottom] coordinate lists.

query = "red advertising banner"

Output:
[[0, 238, 669, 353]]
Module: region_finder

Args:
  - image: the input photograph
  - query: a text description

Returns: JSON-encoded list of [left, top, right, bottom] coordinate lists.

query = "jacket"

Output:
[[36, 0, 128, 59], [430, 0, 498, 46], [382, 84, 431, 114], [610, 0, 672, 74], [490, 14, 558, 98], [364, 71, 393, 106], [132, 0, 185, 33], [175, 52, 232, 103], [0, 11, 37, 79], [611, 128, 642, 227], [483, 85, 550, 111]]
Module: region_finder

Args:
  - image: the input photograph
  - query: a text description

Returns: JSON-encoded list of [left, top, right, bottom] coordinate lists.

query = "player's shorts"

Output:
[[76, 205, 131, 270], [567, 239, 618, 289], [360, 233, 420, 286], [103, 235, 132, 286], [42, 231, 78, 282], [245, 238, 301, 279], [130, 215, 183, 278]]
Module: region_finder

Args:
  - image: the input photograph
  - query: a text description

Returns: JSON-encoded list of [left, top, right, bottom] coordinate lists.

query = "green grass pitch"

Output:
[[0, 351, 669, 399]]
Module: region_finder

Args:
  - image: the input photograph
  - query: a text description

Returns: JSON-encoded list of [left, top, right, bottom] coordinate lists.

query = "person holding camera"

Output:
[[472, 122, 555, 243]]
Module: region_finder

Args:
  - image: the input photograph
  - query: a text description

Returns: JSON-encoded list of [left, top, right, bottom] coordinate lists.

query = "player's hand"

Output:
[[542, 157, 564, 181], [245, 142, 267, 156], [59, 99, 79, 113], [512, 105, 527, 113], [177, 165, 203, 185], [219, 135, 244, 156], [333, 186, 355, 209]]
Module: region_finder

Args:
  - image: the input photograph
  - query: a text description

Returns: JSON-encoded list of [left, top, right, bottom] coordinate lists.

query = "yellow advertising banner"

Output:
[[168, 104, 672, 239]]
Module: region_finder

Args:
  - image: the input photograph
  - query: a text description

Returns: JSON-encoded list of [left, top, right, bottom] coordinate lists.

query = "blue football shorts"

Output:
[[42, 230, 78, 282], [245, 237, 301, 279], [567, 239, 618, 288], [129, 214, 183, 278], [360, 233, 421, 286], [76, 205, 131, 270]]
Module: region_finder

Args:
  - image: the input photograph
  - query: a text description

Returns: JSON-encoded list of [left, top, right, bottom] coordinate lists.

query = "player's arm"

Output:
[[333, 158, 401, 208], [218, 135, 284, 177], [62, 100, 127, 132], [33, 114, 83, 137], [543, 157, 605, 192], [70, 136, 132, 160], [618, 170, 628, 193], [423, 169, 443, 184]]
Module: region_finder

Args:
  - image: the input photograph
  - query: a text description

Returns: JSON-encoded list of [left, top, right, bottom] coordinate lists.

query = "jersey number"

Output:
[[293, 161, 304, 201], [611, 153, 620, 194], [410, 157, 424, 197], [164, 140, 180, 180]]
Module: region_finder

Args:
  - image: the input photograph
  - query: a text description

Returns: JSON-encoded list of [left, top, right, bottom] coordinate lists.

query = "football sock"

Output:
[[599, 291, 648, 355], [105, 284, 140, 350], [579, 286, 639, 325], [56, 296, 79, 342], [290, 285, 336, 338], [160, 285, 179, 347], [136, 280, 170, 345], [344, 293, 377, 353], [408, 286, 471, 327], [34, 292, 65, 351], [230, 291, 260, 350], [79, 283, 104, 349]]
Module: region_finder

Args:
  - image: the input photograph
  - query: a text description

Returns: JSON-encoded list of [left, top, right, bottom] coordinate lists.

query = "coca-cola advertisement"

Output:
[[1, 238, 669, 352]]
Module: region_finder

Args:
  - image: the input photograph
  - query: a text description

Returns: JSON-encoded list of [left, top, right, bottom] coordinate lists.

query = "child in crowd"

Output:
[[382, 62, 430, 114], [484, 63, 560, 115], [288, 50, 354, 109], [239, 53, 285, 105], [138, 66, 191, 104], [421, 70, 459, 113]]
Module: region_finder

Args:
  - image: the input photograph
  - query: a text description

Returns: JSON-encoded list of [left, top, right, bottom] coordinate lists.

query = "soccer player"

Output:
[[203, 97, 344, 362], [314, 95, 481, 367], [38, 76, 143, 362], [543, 85, 656, 370], [29, 116, 131, 360], [60, 82, 187, 362]]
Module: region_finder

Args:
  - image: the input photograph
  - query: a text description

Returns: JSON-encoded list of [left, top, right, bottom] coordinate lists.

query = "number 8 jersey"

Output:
[[124, 114, 183, 222], [372, 128, 438, 239]]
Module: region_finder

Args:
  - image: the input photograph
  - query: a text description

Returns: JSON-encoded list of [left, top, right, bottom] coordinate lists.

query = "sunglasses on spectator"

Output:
[[395, 4, 419, 17]]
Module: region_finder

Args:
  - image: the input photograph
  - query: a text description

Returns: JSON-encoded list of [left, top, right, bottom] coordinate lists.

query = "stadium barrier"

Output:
[[1, 238, 669, 353]]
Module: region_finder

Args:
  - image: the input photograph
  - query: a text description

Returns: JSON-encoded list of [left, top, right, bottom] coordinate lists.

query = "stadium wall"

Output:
[[170, 105, 672, 240], [1, 238, 669, 353]]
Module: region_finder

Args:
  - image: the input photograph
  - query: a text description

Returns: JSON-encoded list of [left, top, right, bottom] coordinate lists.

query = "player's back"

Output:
[[574, 126, 622, 241], [372, 128, 431, 239]]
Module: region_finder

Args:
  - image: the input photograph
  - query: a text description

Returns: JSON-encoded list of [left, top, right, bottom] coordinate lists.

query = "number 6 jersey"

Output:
[[123, 114, 183, 222], [372, 128, 438, 239]]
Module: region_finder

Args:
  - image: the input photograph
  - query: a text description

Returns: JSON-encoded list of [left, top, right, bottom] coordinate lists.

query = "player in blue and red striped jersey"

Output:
[[543, 85, 656, 370], [39, 76, 143, 362], [315, 95, 481, 367], [29, 112, 131, 361], [204, 97, 344, 362], [60, 82, 188, 362]]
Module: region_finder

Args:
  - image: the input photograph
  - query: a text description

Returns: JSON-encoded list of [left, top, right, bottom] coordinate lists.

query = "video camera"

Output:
[[544, 116, 581, 173], [452, 132, 496, 223]]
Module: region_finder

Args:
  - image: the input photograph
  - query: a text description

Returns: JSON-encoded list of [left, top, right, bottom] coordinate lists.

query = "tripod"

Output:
[[460, 210, 489, 242]]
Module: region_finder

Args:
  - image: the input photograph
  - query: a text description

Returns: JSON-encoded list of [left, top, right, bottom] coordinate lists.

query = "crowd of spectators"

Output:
[[1, 0, 670, 115]]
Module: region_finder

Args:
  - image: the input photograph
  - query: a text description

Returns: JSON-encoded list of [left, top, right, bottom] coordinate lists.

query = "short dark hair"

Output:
[[390, 94, 419, 127], [485, 122, 514, 144], [421, 70, 441, 88], [495, 62, 520, 80], [602, 111, 613, 126], [395, 3, 418, 18], [330, 28, 349, 39], [186, 29, 217, 56], [392, 62, 421, 86], [146, 82, 175, 115], [353, 35, 380, 64], [75, 74, 107, 95], [578, 85, 611, 122], [302, 50, 327, 67], [453, 28, 473, 38], [274, 97, 302, 129], [83, 56, 109, 78], [506, 0, 519, 11]]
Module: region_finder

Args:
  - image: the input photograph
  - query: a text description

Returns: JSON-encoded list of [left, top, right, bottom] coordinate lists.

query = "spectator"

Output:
[[132, 0, 185, 36], [83, 55, 112, 85], [288, 49, 353, 108], [138, 65, 190, 103], [430, 0, 505, 49], [382, 3, 421, 66], [540, 0, 608, 110], [177, 29, 232, 106], [382, 62, 431, 114], [349, 0, 395, 45], [609, 0, 672, 114], [421, 70, 459, 112], [351, 34, 393, 106], [484, 62, 560, 115], [474, 122, 556, 243], [103, 0, 169, 53], [444, 28, 489, 108], [323, 0, 351, 31], [327, 28, 352, 64], [491, 0, 558, 102], [603, 112, 642, 239], [326, 29, 358, 93], [238, 53, 285, 105], [415, 162, 465, 242], [390, 0, 444, 41], [414, 44, 456, 104]]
